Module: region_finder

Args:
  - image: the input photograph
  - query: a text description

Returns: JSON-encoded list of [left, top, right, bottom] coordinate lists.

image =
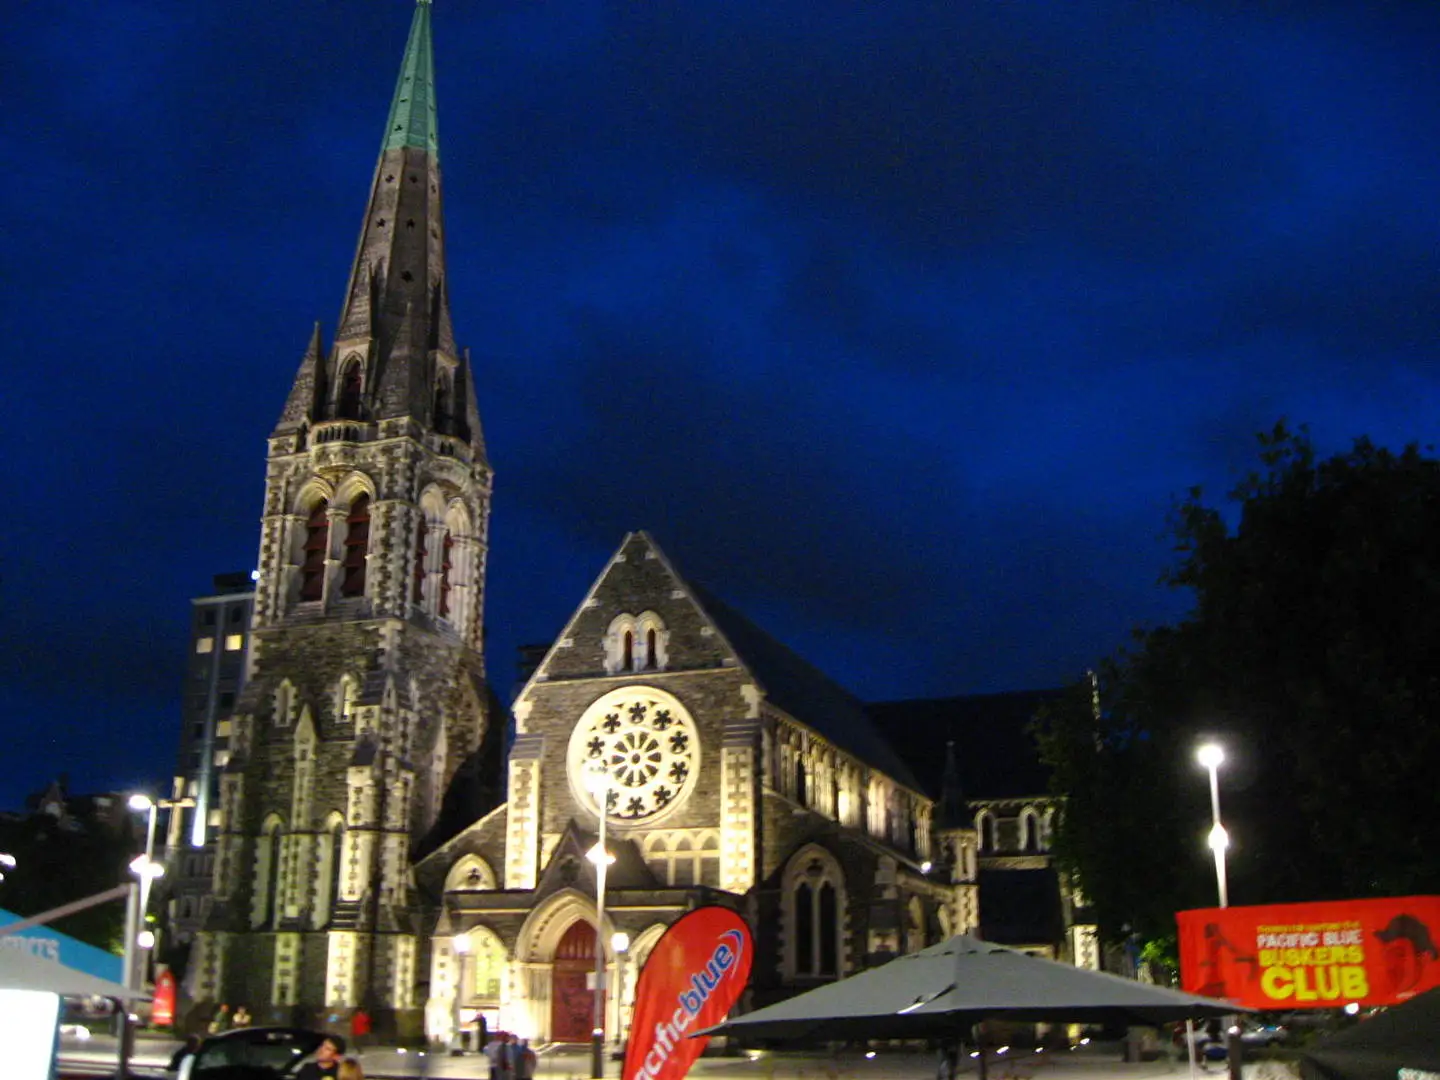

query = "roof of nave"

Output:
[[683, 578, 924, 794], [867, 689, 1064, 803]]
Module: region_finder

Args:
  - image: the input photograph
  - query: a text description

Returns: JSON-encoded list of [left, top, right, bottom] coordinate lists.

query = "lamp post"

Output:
[[1195, 744, 1228, 909], [585, 764, 615, 1080], [125, 794, 164, 990], [1195, 742, 1241, 1080], [452, 932, 471, 1054], [610, 932, 630, 1054]]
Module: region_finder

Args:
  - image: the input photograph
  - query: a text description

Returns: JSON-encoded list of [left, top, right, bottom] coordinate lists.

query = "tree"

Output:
[[1035, 425, 1440, 946], [0, 803, 135, 953]]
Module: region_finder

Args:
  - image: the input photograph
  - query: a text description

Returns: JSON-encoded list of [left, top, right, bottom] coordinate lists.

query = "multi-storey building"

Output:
[[164, 572, 255, 952]]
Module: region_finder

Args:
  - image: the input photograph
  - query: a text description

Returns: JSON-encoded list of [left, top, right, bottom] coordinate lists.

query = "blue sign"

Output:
[[0, 908, 123, 985]]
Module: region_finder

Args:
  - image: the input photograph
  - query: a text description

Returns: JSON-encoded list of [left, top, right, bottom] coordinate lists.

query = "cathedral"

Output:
[[189, 0, 1089, 1043]]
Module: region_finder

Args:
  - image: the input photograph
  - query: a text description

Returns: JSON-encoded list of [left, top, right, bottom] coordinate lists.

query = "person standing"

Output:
[[516, 1038, 537, 1080], [350, 1008, 371, 1051], [484, 1030, 507, 1080]]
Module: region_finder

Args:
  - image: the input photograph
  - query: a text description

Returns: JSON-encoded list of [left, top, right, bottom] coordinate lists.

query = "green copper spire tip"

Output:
[[383, 0, 439, 160]]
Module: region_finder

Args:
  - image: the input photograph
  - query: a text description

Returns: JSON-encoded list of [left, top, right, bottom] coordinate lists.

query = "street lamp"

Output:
[[584, 764, 614, 1079], [1196, 742, 1241, 1080], [1195, 744, 1228, 908], [451, 932, 471, 1054], [610, 932, 630, 1053], [124, 795, 164, 991]]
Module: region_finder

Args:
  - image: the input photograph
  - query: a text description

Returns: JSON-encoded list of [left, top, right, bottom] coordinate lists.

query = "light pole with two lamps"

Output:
[[1196, 744, 1228, 909], [124, 794, 165, 991], [584, 764, 617, 1080], [1195, 742, 1240, 1080]]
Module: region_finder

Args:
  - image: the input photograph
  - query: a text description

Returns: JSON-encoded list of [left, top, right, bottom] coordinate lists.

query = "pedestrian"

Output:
[[350, 1008, 371, 1051], [485, 1030, 507, 1080], [208, 1004, 231, 1035], [338, 1058, 365, 1080], [232, 1005, 252, 1029], [937, 1040, 960, 1080], [297, 1034, 347, 1079], [516, 1037, 537, 1080], [500, 1032, 517, 1080]]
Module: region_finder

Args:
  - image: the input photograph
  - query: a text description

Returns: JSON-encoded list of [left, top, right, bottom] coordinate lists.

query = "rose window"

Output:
[[568, 687, 700, 823]]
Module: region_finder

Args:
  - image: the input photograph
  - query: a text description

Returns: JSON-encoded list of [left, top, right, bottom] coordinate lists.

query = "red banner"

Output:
[[152, 969, 177, 1028], [623, 906, 752, 1080], [1177, 896, 1440, 1009]]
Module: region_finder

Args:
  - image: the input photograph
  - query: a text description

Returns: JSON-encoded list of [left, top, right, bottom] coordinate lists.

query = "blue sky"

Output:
[[2, 0, 1438, 806]]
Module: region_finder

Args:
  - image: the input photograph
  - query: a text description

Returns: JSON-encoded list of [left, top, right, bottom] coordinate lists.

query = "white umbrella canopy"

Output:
[[0, 944, 143, 1000], [701, 935, 1245, 1042]]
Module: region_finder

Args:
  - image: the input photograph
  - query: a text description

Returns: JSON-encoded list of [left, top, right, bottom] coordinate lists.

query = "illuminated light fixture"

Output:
[[611, 931, 630, 954], [129, 855, 164, 880], [136, 931, 155, 949], [865, 1051, 876, 1060], [586, 842, 615, 866], [1344, 1002, 1359, 1016], [920, 860, 932, 874], [1196, 743, 1224, 770], [127, 794, 154, 813]]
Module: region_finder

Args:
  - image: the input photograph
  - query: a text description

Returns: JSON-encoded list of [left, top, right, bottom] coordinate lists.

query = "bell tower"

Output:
[[193, 0, 493, 1032]]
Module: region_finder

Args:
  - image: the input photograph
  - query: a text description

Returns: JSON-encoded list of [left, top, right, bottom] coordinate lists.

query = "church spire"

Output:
[[382, 0, 439, 161], [281, 0, 479, 454]]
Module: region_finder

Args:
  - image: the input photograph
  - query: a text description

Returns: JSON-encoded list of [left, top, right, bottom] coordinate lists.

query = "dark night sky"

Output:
[[3, 2, 1438, 809]]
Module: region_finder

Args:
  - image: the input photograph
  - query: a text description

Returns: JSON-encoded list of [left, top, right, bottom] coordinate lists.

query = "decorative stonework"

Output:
[[566, 686, 700, 825]]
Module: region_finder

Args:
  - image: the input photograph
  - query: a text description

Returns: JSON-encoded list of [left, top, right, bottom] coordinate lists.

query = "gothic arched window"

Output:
[[795, 758, 808, 808], [341, 495, 370, 598], [251, 816, 285, 929], [338, 360, 363, 419], [412, 517, 428, 607], [433, 371, 452, 432], [818, 883, 838, 975], [795, 882, 815, 973], [438, 531, 454, 618], [313, 815, 345, 928], [622, 630, 634, 672], [785, 847, 845, 980], [299, 502, 329, 601]]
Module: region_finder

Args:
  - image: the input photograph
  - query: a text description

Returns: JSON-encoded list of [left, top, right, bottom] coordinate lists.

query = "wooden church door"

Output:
[[551, 920, 601, 1043]]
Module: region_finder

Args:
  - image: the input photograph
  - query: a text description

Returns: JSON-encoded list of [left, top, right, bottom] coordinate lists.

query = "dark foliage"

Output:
[[1034, 424, 1440, 944]]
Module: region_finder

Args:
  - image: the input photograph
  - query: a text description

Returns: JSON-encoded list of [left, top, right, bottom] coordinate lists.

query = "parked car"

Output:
[[177, 1027, 327, 1080], [1240, 1023, 1289, 1047]]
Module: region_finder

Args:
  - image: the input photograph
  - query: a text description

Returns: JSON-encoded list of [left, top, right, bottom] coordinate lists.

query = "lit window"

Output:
[[224, 634, 244, 651], [196, 637, 215, 654]]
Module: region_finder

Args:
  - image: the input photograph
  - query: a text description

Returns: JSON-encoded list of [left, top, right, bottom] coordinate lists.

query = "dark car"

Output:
[[177, 1027, 327, 1080]]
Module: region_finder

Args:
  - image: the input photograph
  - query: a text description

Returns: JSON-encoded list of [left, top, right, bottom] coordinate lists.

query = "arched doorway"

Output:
[[551, 920, 600, 1043]]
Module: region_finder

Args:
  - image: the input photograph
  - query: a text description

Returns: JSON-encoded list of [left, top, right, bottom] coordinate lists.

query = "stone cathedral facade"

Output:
[[413, 531, 979, 1044], [186, 0, 1089, 1042], [191, 0, 493, 1031]]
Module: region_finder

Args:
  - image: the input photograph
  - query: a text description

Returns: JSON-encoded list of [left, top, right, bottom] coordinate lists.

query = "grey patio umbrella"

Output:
[[0, 944, 142, 1000], [701, 935, 1243, 1043]]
